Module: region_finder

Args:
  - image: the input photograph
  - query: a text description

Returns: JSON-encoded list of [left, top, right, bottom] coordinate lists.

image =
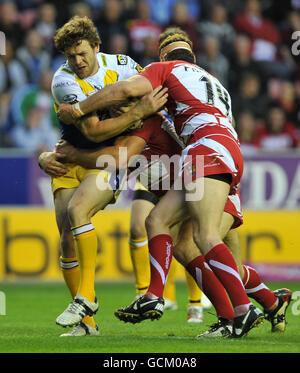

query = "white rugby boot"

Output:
[[56, 294, 98, 327], [60, 322, 99, 337]]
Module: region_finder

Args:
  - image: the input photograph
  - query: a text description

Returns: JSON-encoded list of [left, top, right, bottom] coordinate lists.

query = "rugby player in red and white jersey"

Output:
[[56, 108, 290, 337], [57, 32, 292, 337], [55, 112, 242, 335]]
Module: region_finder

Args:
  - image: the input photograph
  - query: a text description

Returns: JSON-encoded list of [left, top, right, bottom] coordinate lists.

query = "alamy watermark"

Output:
[[95, 147, 205, 202], [292, 291, 300, 316], [291, 31, 300, 56], [0, 31, 6, 55], [0, 291, 6, 315]]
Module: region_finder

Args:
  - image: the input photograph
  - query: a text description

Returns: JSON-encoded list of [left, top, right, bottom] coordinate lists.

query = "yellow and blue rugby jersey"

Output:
[[51, 52, 142, 149]]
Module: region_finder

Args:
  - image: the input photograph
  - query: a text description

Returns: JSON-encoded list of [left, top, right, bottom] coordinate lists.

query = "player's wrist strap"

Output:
[[72, 102, 85, 118]]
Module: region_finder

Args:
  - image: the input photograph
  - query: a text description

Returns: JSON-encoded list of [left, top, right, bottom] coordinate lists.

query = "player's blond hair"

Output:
[[158, 27, 189, 46], [54, 16, 101, 53]]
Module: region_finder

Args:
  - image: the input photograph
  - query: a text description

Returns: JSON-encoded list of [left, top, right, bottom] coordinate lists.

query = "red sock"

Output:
[[205, 243, 251, 314], [147, 234, 173, 298], [186, 256, 234, 321], [243, 265, 277, 310]]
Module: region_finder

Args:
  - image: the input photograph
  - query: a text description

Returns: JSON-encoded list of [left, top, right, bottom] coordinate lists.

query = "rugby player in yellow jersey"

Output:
[[38, 15, 167, 335]]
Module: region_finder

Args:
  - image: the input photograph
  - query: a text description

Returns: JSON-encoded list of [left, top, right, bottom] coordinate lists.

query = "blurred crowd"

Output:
[[0, 0, 300, 155]]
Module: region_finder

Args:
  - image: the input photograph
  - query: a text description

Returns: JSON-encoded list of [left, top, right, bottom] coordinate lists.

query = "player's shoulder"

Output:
[[144, 60, 177, 72], [53, 61, 75, 79], [51, 62, 82, 104], [97, 52, 136, 68], [52, 62, 77, 89], [98, 52, 142, 75]]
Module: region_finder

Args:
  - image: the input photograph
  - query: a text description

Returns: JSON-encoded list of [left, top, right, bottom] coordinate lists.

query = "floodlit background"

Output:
[[0, 0, 300, 283]]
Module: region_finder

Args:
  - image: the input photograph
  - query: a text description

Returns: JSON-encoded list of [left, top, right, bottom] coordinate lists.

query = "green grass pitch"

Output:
[[0, 282, 299, 353]]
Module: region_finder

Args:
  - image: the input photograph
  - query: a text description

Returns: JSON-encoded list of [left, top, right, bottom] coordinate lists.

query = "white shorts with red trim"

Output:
[[224, 192, 243, 228]]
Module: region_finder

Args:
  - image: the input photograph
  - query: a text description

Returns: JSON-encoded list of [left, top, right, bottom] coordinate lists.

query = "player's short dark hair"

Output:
[[54, 16, 101, 53], [164, 48, 195, 64]]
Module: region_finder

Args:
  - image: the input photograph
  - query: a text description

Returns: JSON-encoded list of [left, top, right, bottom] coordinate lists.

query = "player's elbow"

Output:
[[120, 83, 136, 100], [118, 80, 141, 100], [80, 125, 104, 143]]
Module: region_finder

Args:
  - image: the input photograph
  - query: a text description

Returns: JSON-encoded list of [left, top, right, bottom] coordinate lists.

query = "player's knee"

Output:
[[60, 229, 75, 257], [130, 222, 147, 241], [174, 237, 201, 266], [67, 202, 78, 225], [146, 204, 171, 231], [145, 209, 163, 233], [192, 225, 220, 254], [67, 200, 88, 226], [173, 244, 186, 266]]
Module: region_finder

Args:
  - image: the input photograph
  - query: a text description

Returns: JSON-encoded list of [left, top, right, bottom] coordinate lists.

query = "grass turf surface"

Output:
[[0, 282, 299, 353]]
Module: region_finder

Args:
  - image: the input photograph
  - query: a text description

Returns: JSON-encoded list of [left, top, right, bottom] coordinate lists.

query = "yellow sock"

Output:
[[71, 223, 98, 303], [185, 270, 202, 306], [60, 256, 96, 328], [60, 256, 80, 298], [164, 259, 177, 302], [129, 236, 150, 294]]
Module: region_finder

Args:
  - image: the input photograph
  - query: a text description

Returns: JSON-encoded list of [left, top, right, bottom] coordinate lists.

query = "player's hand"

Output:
[[137, 86, 168, 118], [38, 151, 69, 177], [57, 103, 81, 125], [56, 140, 79, 164], [109, 99, 138, 117]]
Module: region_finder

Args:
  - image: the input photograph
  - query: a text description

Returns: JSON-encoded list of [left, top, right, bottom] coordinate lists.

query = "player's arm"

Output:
[[71, 86, 167, 143], [51, 73, 153, 143], [57, 75, 153, 124], [56, 136, 146, 169]]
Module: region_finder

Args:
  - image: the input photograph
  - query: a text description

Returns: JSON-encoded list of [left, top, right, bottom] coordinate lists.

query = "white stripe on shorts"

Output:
[[228, 194, 243, 218]]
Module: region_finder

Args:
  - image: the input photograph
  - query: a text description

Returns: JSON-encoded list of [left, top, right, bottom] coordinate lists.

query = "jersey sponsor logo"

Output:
[[117, 54, 128, 65], [136, 64, 144, 73], [62, 93, 78, 103], [92, 84, 102, 90], [53, 81, 78, 89]]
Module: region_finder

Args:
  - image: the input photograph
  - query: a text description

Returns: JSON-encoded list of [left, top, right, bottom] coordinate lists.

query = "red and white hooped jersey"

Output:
[[140, 60, 237, 143], [140, 60, 243, 192]]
